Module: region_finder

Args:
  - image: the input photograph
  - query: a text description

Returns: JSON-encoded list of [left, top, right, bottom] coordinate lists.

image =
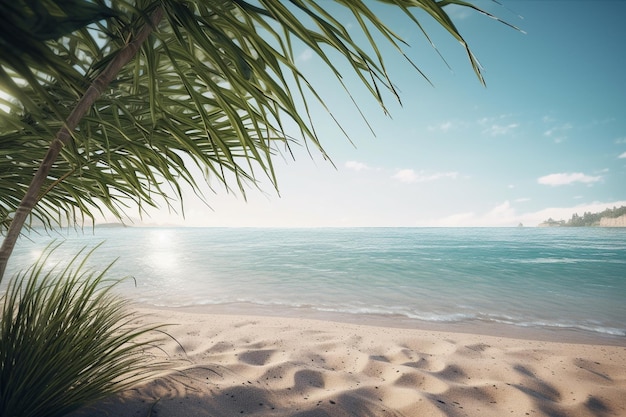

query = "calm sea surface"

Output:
[[4, 227, 626, 341]]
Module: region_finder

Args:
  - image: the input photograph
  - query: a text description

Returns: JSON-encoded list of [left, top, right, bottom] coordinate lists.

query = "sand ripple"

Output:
[[69, 308, 626, 417]]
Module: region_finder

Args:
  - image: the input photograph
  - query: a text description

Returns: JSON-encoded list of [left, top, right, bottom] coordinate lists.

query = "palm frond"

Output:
[[0, 0, 513, 232]]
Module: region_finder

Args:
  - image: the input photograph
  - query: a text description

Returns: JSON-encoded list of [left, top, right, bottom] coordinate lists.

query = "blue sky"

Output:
[[143, 1, 626, 227]]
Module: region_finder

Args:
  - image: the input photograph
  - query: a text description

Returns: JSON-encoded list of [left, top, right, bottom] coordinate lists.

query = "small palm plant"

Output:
[[0, 245, 169, 417]]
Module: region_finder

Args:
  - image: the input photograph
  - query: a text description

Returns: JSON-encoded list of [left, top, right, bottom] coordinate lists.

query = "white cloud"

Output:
[[392, 169, 458, 184], [345, 160, 369, 171], [426, 211, 476, 227], [614, 137, 626, 144], [428, 121, 453, 133], [488, 200, 515, 217], [482, 123, 519, 136], [515, 197, 530, 202], [543, 123, 572, 143], [619, 151, 626, 159], [537, 172, 602, 186], [543, 123, 572, 136], [422, 200, 517, 227], [393, 169, 418, 183], [298, 48, 313, 62]]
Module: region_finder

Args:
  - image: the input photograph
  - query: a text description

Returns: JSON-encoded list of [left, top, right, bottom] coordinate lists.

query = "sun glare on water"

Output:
[[146, 230, 179, 270]]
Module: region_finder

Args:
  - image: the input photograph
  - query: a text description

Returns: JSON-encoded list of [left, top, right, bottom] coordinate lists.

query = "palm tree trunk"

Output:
[[0, 7, 165, 282]]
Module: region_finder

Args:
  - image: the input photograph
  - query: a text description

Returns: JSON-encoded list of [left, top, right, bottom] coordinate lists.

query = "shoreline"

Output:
[[71, 306, 626, 417], [133, 301, 626, 347]]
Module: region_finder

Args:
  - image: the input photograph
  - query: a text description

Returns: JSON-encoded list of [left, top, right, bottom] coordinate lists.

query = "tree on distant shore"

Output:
[[541, 205, 626, 227], [0, 0, 515, 279]]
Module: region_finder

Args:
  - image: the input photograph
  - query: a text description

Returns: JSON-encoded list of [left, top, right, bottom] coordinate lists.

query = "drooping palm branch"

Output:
[[0, 0, 516, 279]]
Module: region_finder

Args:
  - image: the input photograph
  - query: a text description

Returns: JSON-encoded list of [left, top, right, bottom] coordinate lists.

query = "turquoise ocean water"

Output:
[[4, 227, 625, 341]]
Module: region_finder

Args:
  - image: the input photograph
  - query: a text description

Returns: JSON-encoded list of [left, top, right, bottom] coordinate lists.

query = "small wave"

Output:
[[512, 257, 581, 264], [497, 319, 626, 337], [312, 304, 478, 323], [126, 284, 626, 340], [469, 314, 626, 337], [138, 293, 626, 337], [511, 257, 626, 265], [293, 303, 626, 338], [139, 295, 626, 339]]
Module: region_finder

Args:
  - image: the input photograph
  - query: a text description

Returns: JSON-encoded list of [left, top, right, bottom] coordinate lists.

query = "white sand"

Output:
[[70, 307, 626, 417]]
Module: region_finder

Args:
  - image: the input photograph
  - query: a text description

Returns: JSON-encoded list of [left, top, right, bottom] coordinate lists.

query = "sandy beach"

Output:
[[67, 306, 626, 417]]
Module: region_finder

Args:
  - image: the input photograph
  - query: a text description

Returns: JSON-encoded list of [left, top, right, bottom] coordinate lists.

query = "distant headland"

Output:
[[538, 206, 626, 227]]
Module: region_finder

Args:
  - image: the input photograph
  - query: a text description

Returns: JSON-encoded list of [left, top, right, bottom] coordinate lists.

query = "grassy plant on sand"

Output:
[[0, 245, 169, 417]]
